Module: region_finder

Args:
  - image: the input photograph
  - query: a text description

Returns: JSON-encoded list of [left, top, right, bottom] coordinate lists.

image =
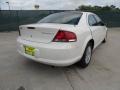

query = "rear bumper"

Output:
[[17, 37, 82, 66]]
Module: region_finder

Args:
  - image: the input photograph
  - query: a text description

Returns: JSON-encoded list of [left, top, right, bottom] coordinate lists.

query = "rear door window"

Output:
[[94, 15, 102, 23], [88, 14, 97, 26]]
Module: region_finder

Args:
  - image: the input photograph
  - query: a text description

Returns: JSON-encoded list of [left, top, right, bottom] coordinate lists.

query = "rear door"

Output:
[[93, 14, 107, 42], [88, 14, 101, 47], [88, 14, 107, 47]]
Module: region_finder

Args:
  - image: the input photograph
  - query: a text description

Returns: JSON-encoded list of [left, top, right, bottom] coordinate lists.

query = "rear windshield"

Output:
[[37, 12, 82, 25]]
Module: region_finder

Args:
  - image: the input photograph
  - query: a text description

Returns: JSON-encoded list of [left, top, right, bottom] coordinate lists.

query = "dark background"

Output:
[[0, 10, 120, 32]]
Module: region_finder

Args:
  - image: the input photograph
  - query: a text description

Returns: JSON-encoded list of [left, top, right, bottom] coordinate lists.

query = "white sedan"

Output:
[[17, 11, 107, 68]]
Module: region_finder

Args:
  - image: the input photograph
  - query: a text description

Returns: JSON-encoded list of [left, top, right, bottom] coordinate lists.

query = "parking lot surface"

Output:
[[0, 28, 120, 90]]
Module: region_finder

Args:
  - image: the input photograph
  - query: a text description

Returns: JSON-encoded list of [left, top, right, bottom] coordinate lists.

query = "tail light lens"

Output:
[[53, 30, 77, 42]]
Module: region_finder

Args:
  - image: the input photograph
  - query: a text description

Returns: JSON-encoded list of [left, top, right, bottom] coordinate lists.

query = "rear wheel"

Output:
[[79, 43, 92, 68]]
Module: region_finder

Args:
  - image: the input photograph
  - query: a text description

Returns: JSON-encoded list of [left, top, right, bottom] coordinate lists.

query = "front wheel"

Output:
[[79, 43, 92, 68]]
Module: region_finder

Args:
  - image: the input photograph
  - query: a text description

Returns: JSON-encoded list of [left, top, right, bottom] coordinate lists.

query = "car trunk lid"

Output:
[[20, 23, 75, 43]]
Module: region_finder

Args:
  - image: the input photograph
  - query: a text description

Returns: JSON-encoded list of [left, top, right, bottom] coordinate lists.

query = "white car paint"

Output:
[[17, 11, 107, 66]]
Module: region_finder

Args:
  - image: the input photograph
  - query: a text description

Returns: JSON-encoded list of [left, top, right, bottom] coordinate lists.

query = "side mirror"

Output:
[[98, 21, 105, 26], [91, 21, 105, 26]]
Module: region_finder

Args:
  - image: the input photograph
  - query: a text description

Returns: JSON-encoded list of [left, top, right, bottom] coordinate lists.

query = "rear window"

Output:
[[37, 12, 82, 25]]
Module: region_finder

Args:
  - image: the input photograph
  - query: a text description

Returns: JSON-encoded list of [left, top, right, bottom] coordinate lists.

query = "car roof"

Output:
[[52, 11, 82, 15], [53, 11, 94, 15]]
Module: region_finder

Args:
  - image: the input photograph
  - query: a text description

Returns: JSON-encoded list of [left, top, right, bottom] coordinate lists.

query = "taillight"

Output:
[[53, 30, 77, 42]]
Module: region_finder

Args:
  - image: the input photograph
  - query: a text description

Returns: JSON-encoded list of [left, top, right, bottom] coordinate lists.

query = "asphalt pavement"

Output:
[[0, 28, 120, 90]]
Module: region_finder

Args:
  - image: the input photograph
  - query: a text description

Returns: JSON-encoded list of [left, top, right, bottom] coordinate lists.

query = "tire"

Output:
[[79, 43, 92, 68]]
